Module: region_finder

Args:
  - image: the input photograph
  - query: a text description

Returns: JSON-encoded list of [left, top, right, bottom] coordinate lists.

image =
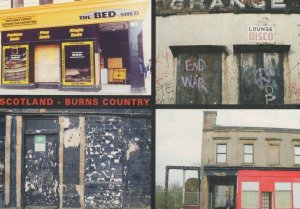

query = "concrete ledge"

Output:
[[131, 87, 146, 94], [1, 84, 36, 89], [58, 85, 101, 92]]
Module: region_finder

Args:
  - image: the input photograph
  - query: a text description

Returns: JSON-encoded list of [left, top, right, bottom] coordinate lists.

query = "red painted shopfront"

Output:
[[237, 170, 300, 209]]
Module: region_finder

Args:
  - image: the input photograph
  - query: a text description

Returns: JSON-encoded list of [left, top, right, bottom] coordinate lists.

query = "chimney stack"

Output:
[[203, 111, 217, 130]]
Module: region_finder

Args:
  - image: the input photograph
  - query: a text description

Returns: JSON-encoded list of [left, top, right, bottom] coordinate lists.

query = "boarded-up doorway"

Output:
[[34, 45, 60, 84], [23, 118, 59, 208]]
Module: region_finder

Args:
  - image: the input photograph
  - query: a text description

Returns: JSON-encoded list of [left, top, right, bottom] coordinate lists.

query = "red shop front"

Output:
[[237, 170, 300, 209]]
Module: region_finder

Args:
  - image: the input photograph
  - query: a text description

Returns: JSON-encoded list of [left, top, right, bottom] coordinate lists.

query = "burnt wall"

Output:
[[123, 118, 151, 208], [85, 115, 151, 209], [62, 116, 81, 208]]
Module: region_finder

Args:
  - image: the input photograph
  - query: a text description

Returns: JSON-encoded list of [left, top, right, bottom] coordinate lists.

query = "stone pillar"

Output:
[[129, 21, 146, 93], [200, 175, 209, 209], [15, 116, 22, 208], [4, 115, 11, 207]]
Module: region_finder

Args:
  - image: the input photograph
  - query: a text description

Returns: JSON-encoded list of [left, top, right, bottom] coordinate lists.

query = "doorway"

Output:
[[262, 192, 272, 209], [23, 118, 59, 208], [98, 22, 130, 84]]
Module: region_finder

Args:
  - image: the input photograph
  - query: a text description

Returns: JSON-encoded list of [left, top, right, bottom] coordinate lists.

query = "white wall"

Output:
[[156, 14, 300, 104]]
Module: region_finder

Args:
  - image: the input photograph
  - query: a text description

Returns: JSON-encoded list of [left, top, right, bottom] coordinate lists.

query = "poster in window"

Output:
[[2, 45, 29, 85], [34, 135, 46, 152], [62, 41, 94, 86]]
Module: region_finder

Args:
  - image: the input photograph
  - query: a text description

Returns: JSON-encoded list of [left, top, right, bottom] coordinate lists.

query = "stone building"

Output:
[[0, 109, 151, 209], [201, 111, 300, 209], [156, 0, 300, 104]]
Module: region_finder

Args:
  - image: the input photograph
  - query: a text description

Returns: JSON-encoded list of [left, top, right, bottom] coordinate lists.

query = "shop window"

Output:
[[234, 45, 290, 105], [12, 0, 53, 7], [12, 0, 23, 7], [53, 0, 74, 3], [0, 0, 11, 10], [216, 144, 227, 164], [169, 46, 225, 104], [2, 45, 29, 85], [241, 182, 259, 209], [243, 144, 254, 164], [294, 146, 300, 165], [275, 182, 292, 208], [34, 45, 60, 83], [268, 144, 280, 165], [62, 41, 94, 86], [39, 0, 52, 5], [293, 183, 300, 208]]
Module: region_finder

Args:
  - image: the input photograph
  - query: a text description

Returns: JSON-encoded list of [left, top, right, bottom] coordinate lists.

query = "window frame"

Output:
[[169, 45, 225, 105], [216, 143, 227, 164], [275, 182, 292, 208], [294, 145, 300, 165], [241, 182, 260, 209], [268, 143, 280, 165], [243, 144, 254, 164], [234, 44, 290, 105]]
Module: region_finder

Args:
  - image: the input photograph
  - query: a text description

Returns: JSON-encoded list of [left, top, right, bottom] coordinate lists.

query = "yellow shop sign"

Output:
[[2, 16, 37, 28], [0, 0, 149, 31]]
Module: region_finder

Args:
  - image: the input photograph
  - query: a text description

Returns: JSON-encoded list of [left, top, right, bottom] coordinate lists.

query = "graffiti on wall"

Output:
[[289, 82, 300, 103], [288, 61, 300, 102], [240, 53, 283, 104], [177, 53, 222, 104], [181, 57, 209, 93], [156, 51, 176, 104]]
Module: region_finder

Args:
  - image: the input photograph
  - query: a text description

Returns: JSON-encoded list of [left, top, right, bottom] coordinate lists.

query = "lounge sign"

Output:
[[248, 25, 275, 43], [158, 0, 300, 14]]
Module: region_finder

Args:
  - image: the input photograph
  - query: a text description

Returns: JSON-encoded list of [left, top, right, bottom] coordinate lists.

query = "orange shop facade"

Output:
[[0, 0, 150, 92]]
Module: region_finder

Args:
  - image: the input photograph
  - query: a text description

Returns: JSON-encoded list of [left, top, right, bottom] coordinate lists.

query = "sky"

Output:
[[156, 109, 300, 186]]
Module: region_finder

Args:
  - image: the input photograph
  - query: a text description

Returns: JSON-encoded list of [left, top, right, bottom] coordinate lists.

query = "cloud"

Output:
[[156, 109, 300, 185]]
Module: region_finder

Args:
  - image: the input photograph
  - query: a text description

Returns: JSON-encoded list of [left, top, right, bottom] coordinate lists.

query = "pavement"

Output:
[[0, 76, 152, 96]]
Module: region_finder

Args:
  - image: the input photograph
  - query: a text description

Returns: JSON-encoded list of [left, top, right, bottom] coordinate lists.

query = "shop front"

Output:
[[0, 0, 149, 92], [237, 170, 300, 209]]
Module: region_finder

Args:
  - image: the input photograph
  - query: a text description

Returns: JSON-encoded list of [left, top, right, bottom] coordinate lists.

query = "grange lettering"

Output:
[[157, 0, 300, 13]]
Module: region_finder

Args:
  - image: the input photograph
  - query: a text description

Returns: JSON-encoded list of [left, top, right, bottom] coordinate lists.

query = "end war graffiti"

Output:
[[177, 54, 222, 104]]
